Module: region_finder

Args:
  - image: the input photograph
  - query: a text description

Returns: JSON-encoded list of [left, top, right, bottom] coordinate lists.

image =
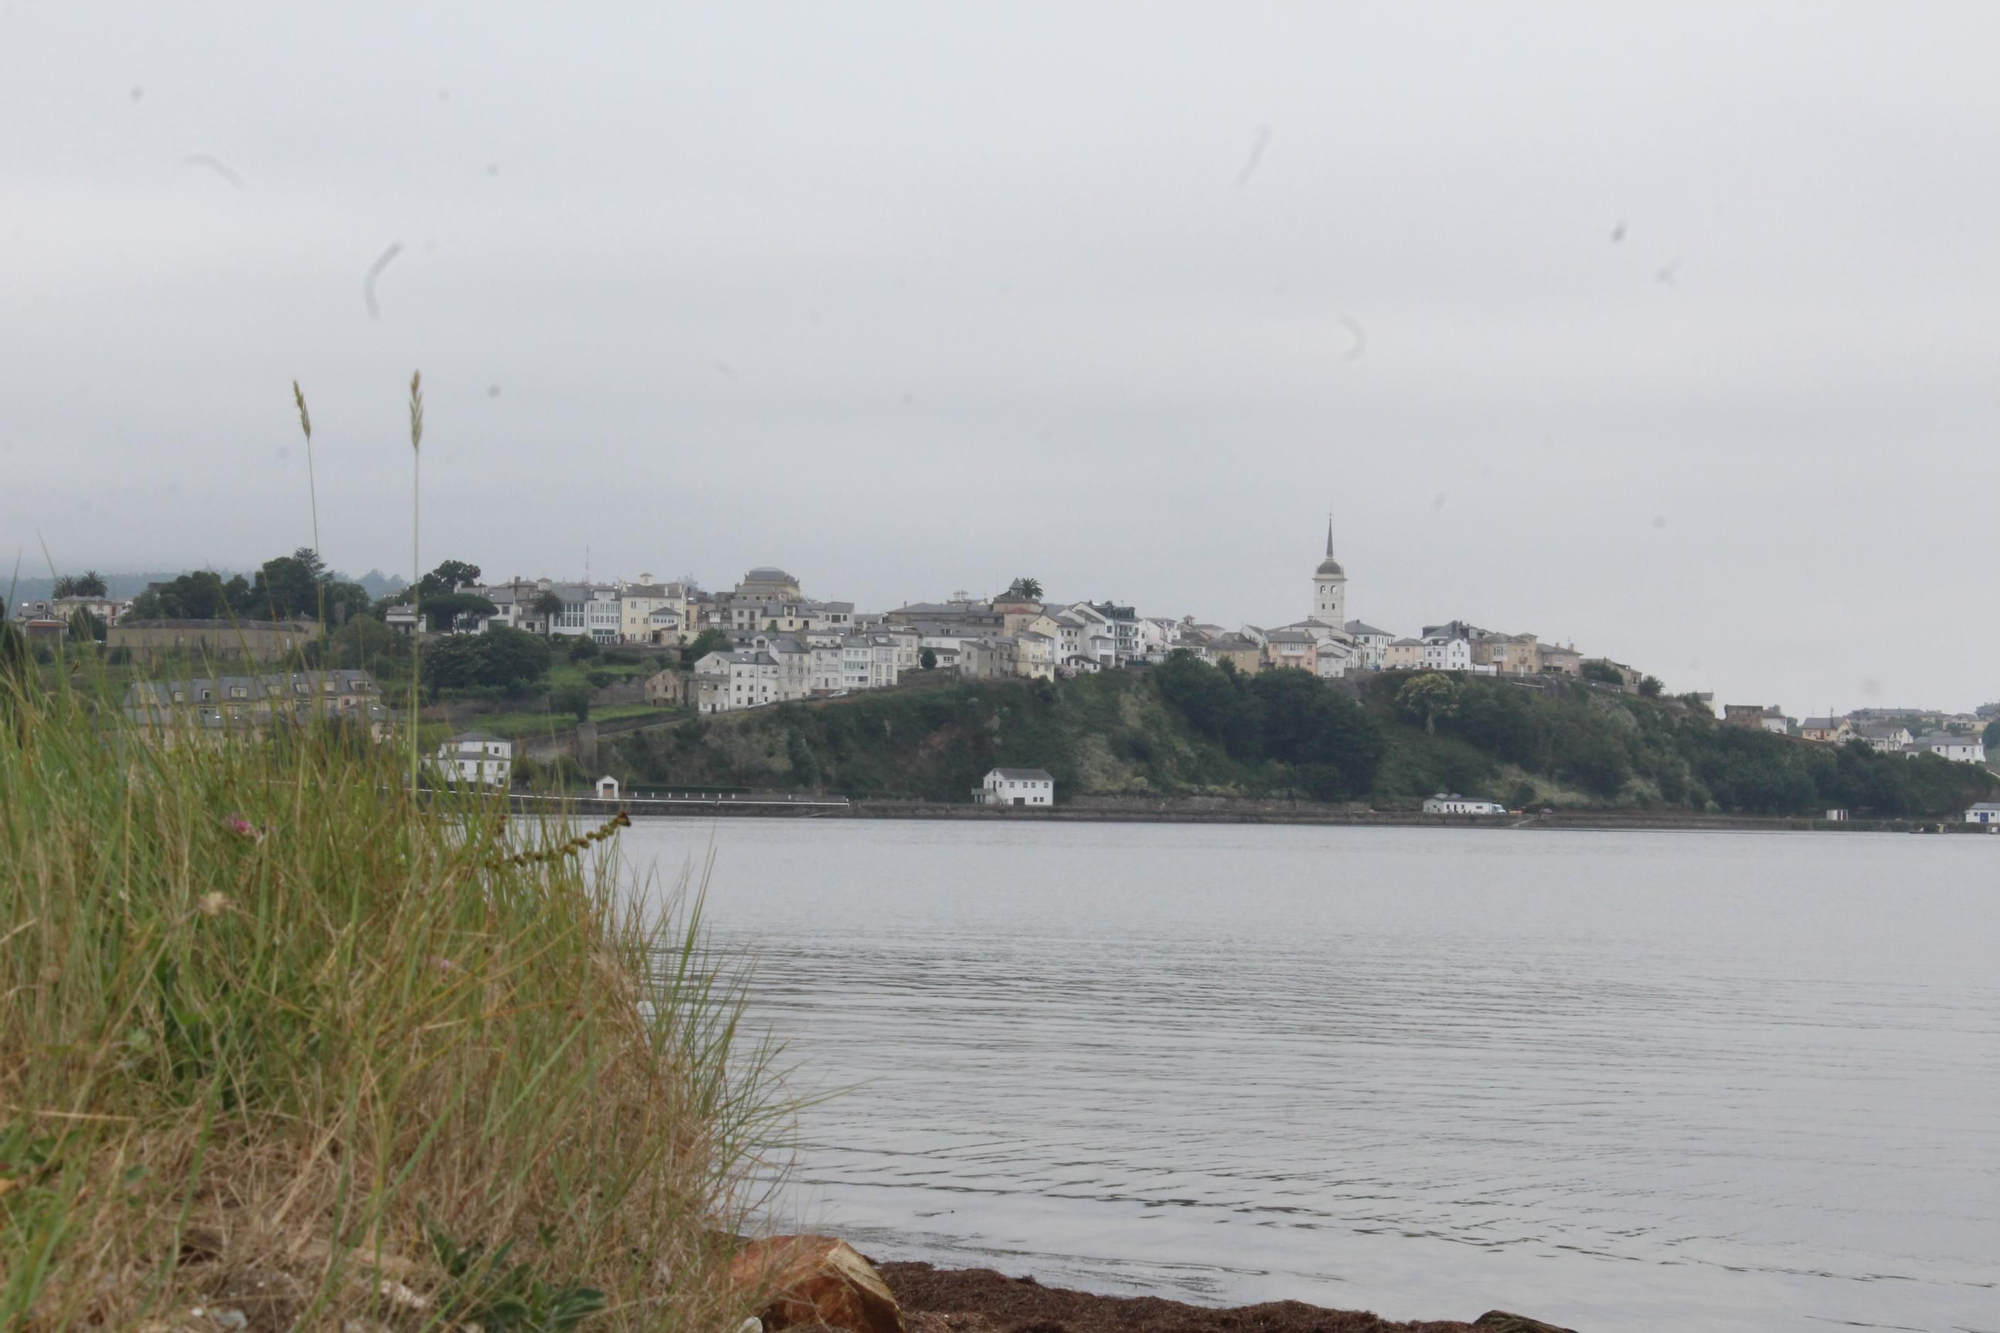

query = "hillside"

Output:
[[610, 659, 1999, 819]]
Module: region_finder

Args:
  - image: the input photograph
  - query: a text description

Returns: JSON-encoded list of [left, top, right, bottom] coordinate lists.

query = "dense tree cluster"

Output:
[[419, 626, 553, 696], [127, 549, 369, 624], [1153, 651, 1387, 799], [1360, 673, 1997, 818]]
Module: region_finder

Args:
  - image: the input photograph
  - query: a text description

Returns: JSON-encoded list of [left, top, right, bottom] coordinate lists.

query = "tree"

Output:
[[322, 580, 374, 624], [248, 552, 320, 619], [419, 625, 554, 695], [1397, 672, 1461, 735], [148, 570, 230, 620], [529, 590, 565, 635], [1005, 577, 1044, 602], [567, 635, 600, 661], [549, 683, 592, 722], [919, 647, 938, 670], [1638, 675, 1664, 698], [1245, 668, 1386, 798], [683, 628, 730, 666], [1984, 719, 2000, 753], [417, 559, 483, 597], [326, 614, 409, 670], [1581, 660, 1626, 687], [54, 571, 108, 598], [418, 591, 498, 633], [68, 608, 106, 643], [1567, 735, 1630, 798]]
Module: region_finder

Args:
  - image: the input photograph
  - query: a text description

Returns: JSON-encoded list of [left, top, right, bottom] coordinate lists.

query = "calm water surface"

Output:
[[623, 820, 2000, 1333]]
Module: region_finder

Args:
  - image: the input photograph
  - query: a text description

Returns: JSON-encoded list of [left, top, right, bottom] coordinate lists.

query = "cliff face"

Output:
[[611, 665, 1998, 819]]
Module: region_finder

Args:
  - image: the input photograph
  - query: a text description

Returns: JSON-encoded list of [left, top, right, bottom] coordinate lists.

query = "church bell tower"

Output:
[[1312, 518, 1347, 627]]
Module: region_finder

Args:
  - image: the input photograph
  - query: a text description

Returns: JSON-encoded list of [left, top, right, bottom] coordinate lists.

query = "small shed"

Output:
[[595, 775, 620, 800], [1825, 808, 1850, 822]]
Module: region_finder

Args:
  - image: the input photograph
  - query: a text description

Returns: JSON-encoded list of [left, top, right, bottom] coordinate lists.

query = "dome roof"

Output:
[[744, 566, 797, 583]]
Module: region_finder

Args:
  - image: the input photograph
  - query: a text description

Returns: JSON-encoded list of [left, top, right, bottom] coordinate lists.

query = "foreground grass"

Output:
[[0, 675, 785, 1332]]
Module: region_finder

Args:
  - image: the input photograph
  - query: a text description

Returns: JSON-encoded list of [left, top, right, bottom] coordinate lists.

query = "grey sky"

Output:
[[3, 3, 1995, 711]]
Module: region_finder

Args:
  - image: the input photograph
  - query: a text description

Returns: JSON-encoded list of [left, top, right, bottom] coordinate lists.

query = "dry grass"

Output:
[[0, 665, 790, 1332]]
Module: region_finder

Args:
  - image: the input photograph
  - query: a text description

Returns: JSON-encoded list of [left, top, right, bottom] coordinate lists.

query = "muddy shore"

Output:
[[880, 1261, 1550, 1333]]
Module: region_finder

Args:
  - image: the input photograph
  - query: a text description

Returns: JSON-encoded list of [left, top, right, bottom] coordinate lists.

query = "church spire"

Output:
[[1326, 511, 1335, 559]]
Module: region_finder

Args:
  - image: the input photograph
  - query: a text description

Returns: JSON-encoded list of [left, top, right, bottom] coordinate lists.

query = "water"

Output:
[[623, 820, 2000, 1333]]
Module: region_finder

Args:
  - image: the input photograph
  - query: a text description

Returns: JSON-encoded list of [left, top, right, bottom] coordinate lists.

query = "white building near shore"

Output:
[[1422, 792, 1507, 815], [978, 767, 1055, 807], [434, 732, 512, 787]]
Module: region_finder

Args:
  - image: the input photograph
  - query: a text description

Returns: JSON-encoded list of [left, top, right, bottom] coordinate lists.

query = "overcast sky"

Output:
[[3, 3, 1995, 711]]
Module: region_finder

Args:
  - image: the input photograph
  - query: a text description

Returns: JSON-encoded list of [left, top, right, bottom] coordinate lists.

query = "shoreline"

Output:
[[877, 1259, 1552, 1333], [508, 791, 1996, 835]]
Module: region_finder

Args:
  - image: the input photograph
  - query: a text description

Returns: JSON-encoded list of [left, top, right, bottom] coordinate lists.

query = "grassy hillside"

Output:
[[612, 659, 1998, 819]]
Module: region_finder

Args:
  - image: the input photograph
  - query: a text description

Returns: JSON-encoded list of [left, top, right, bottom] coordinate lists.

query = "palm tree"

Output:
[[77, 571, 107, 597], [1007, 576, 1044, 602], [530, 590, 565, 636]]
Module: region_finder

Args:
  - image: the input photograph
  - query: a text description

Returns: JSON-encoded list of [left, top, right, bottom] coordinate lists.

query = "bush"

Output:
[[585, 669, 618, 689], [567, 635, 601, 661], [0, 678, 781, 1332], [550, 683, 593, 722]]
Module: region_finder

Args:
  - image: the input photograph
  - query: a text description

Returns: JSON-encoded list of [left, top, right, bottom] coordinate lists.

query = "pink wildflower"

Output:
[[226, 815, 266, 844]]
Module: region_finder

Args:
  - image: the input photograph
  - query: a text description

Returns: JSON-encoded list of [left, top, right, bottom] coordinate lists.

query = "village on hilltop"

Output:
[[9, 524, 1992, 771]]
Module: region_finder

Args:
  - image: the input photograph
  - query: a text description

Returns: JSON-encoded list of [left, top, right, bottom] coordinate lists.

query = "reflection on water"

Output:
[[624, 820, 2000, 1333]]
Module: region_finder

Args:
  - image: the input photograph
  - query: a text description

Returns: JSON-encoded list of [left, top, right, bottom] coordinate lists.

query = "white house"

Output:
[[435, 732, 512, 787], [1420, 634, 1474, 672], [1966, 802, 2000, 826], [595, 775, 620, 800], [1344, 620, 1395, 671], [840, 633, 901, 691], [1855, 722, 1912, 752], [548, 583, 622, 643], [1422, 792, 1507, 815], [1907, 734, 1987, 764], [979, 767, 1055, 807], [693, 650, 780, 712]]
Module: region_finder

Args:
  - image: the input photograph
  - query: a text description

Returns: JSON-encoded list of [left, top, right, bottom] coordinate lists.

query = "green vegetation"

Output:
[[615, 663, 1383, 803], [129, 549, 371, 626], [682, 629, 730, 665], [611, 656, 1998, 818], [421, 625, 556, 696], [0, 666, 782, 1331]]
